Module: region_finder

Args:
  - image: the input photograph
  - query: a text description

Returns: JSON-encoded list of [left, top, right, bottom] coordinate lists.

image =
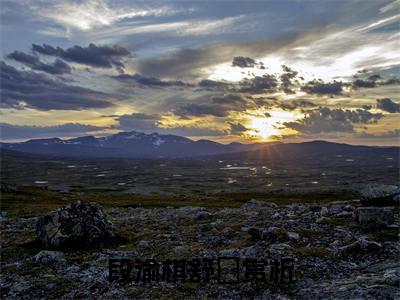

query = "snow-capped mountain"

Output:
[[0, 131, 263, 158]]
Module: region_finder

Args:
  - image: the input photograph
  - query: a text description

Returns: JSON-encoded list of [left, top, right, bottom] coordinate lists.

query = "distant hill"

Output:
[[1, 131, 398, 159]]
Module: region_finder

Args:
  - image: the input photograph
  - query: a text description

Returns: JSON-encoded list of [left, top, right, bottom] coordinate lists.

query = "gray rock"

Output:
[[340, 237, 382, 255], [360, 184, 400, 206], [261, 227, 289, 242], [36, 201, 115, 248], [242, 199, 278, 209], [288, 231, 300, 241], [34, 250, 66, 264], [320, 207, 329, 216], [356, 206, 395, 229]]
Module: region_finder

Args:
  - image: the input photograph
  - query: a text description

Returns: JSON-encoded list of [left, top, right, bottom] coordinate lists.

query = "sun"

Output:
[[250, 118, 280, 140]]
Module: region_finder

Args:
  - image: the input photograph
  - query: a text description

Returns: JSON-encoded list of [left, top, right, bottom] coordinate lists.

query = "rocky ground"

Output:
[[0, 186, 399, 299]]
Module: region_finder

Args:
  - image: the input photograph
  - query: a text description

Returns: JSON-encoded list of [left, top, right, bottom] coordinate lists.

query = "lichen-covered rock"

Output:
[[360, 184, 400, 206], [340, 237, 382, 255], [36, 201, 115, 248], [356, 206, 395, 229], [34, 250, 66, 264], [242, 199, 278, 209]]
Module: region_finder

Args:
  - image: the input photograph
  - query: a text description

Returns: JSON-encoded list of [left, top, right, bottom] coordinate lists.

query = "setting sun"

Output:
[[250, 117, 280, 139]]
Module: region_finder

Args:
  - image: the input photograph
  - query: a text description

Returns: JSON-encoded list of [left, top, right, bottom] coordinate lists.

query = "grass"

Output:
[[290, 246, 333, 258], [0, 186, 354, 218]]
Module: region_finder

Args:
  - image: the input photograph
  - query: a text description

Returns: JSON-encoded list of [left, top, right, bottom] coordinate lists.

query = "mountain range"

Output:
[[0, 131, 398, 159]]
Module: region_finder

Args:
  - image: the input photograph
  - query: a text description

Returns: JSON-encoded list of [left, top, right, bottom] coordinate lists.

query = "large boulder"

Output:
[[36, 201, 115, 248], [360, 184, 399, 206], [355, 207, 395, 229]]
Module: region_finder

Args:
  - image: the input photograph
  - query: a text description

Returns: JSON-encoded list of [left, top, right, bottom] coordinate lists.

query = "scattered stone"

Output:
[[356, 207, 395, 229], [360, 184, 400, 206], [34, 250, 66, 264], [36, 201, 115, 248], [262, 227, 289, 242], [340, 237, 382, 255], [288, 231, 300, 241], [242, 199, 278, 209], [335, 211, 353, 218], [320, 207, 329, 216]]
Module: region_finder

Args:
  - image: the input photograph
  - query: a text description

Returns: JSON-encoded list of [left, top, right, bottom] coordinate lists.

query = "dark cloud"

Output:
[[280, 99, 316, 111], [32, 43, 130, 69], [357, 129, 400, 139], [231, 56, 256, 68], [279, 65, 299, 94], [174, 103, 230, 118], [284, 107, 383, 134], [114, 112, 226, 136], [0, 122, 106, 140], [174, 94, 253, 118], [115, 113, 160, 131], [7, 51, 71, 75], [239, 74, 278, 94], [136, 37, 298, 80], [0, 61, 115, 110], [198, 79, 233, 91], [301, 80, 345, 95], [228, 122, 248, 134], [352, 74, 400, 89], [112, 73, 191, 88], [376, 98, 400, 113]]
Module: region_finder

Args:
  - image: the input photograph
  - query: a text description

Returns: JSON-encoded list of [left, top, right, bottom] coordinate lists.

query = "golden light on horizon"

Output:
[[247, 109, 301, 140], [250, 117, 279, 139]]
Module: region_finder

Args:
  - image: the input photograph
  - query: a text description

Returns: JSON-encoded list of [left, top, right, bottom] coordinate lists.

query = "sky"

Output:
[[0, 0, 399, 145]]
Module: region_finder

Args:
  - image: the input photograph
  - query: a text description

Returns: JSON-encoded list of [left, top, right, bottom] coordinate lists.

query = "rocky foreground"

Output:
[[0, 185, 399, 299]]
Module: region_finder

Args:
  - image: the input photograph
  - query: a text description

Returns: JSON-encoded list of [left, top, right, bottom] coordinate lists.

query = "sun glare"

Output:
[[250, 117, 280, 139]]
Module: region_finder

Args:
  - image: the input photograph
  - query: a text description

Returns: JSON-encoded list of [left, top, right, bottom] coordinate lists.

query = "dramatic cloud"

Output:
[[279, 65, 299, 94], [115, 113, 160, 131], [0, 61, 115, 110], [301, 80, 345, 95], [7, 51, 71, 75], [228, 122, 249, 134], [174, 94, 253, 117], [112, 74, 190, 88], [280, 99, 316, 111], [114, 112, 226, 136], [32, 43, 130, 69], [357, 129, 400, 139], [239, 75, 278, 94], [231, 56, 256, 68], [285, 107, 383, 134], [352, 74, 400, 89], [376, 98, 400, 113], [0, 122, 106, 140]]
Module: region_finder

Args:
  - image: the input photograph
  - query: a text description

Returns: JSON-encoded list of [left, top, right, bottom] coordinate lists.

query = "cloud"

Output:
[[0, 61, 115, 110], [376, 98, 400, 113], [7, 51, 71, 75], [357, 129, 400, 139], [301, 80, 345, 95], [280, 99, 316, 111], [0, 122, 106, 140], [352, 74, 400, 89], [173, 94, 253, 117], [284, 107, 383, 134], [113, 112, 226, 136], [115, 113, 160, 131], [38, 0, 179, 31], [228, 122, 249, 134], [232, 56, 256, 68], [32, 43, 131, 69], [279, 65, 299, 94], [239, 74, 278, 93], [112, 73, 191, 88], [136, 37, 298, 80]]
